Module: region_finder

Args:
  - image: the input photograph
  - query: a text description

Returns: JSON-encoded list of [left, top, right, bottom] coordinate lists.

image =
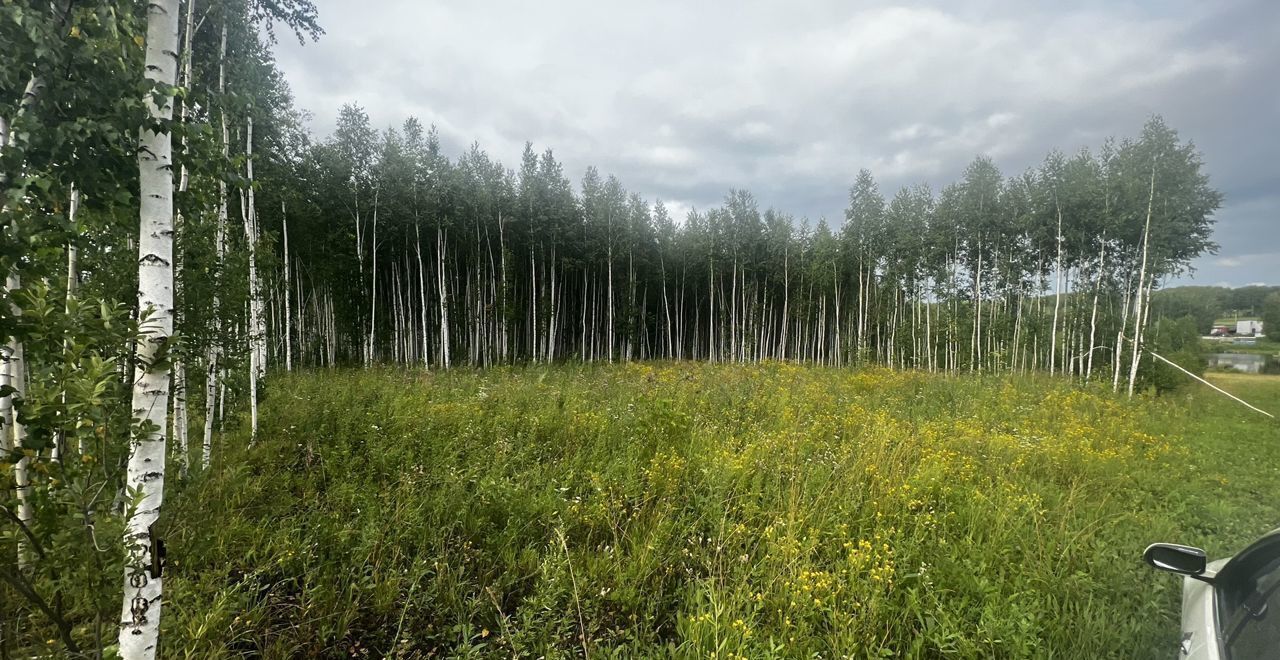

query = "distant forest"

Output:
[[1153, 285, 1280, 331]]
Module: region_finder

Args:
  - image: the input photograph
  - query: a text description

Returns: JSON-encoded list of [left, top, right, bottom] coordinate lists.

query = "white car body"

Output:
[[1147, 528, 1280, 660], [1179, 558, 1229, 660]]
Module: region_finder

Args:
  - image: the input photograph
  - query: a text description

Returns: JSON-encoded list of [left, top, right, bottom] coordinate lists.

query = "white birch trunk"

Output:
[[170, 0, 195, 478], [547, 245, 558, 362], [529, 243, 538, 360], [781, 249, 789, 361], [832, 263, 841, 367], [607, 243, 615, 363], [1050, 197, 1064, 376], [1126, 162, 1158, 397], [244, 117, 262, 440], [283, 200, 292, 371], [1113, 267, 1134, 393], [203, 19, 229, 469], [415, 224, 429, 367], [437, 225, 450, 368], [659, 254, 672, 359], [1085, 235, 1106, 381], [57, 185, 81, 460], [2, 74, 46, 563], [973, 241, 982, 372], [119, 1, 179, 655], [4, 271, 31, 564], [497, 212, 509, 362], [367, 190, 379, 365]]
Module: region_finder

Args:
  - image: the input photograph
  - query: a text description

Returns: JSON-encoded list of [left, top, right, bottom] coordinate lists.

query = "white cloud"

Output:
[[661, 199, 697, 225]]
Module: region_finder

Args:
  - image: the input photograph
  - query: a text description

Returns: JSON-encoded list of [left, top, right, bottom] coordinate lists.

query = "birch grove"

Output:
[[269, 114, 1215, 393], [0, 0, 1226, 654]]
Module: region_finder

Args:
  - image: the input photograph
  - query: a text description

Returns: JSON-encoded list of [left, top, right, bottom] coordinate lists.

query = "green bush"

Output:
[[1142, 315, 1206, 393]]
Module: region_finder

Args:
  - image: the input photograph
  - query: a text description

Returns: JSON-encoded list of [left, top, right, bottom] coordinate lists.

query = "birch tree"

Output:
[[118, 0, 180, 656]]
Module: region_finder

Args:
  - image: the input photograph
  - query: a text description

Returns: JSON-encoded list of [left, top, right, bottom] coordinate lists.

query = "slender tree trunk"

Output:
[[119, 1, 180, 655], [832, 262, 842, 366], [973, 240, 983, 372], [1050, 196, 1064, 376], [925, 278, 934, 372], [497, 212, 509, 362], [580, 268, 588, 362], [282, 200, 292, 371], [547, 245, 558, 362], [366, 189, 379, 365], [707, 262, 715, 361], [415, 224, 429, 367], [1113, 267, 1134, 393], [607, 242, 615, 362], [781, 249, 790, 361], [203, 19, 229, 469], [61, 186, 81, 457], [659, 254, 672, 359], [1127, 161, 1158, 397], [168, 0, 196, 479], [437, 225, 450, 368], [1085, 234, 1106, 381], [2, 74, 49, 566], [528, 243, 538, 360], [4, 270, 31, 565], [244, 117, 263, 441]]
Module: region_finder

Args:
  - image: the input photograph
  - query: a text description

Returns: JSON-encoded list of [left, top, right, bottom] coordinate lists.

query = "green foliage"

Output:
[[1141, 315, 1206, 393], [1261, 292, 1280, 340], [1225, 286, 1280, 316], [2, 1, 321, 655], [1151, 287, 1224, 334], [1, 281, 136, 657], [157, 364, 1276, 659], [1150, 285, 1280, 335]]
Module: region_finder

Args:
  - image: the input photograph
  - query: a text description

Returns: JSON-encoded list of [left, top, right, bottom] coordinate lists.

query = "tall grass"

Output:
[[162, 363, 1226, 658]]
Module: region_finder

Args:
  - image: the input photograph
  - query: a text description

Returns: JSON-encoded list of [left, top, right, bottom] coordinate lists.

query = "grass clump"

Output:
[[162, 364, 1278, 658]]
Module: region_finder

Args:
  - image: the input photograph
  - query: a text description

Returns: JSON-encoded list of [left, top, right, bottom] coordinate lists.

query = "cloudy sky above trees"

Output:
[[273, 0, 1279, 287]]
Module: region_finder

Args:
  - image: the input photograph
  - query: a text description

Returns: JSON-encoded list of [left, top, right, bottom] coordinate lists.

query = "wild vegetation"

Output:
[[0, 1, 1257, 659], [153, 365, 1274, 658]]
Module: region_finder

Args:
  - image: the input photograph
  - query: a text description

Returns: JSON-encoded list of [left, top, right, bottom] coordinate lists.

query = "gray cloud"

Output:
[[273, 0, 1280, 286]]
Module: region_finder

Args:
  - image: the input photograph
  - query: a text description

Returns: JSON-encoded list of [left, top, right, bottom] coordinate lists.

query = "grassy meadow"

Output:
[[161, 364, 1280, 658]]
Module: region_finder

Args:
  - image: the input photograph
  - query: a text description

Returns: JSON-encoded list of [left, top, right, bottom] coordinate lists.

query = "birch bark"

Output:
[[119, 1, 180, 655], [1126, 161, 1158, 397], [1050, 195, 1064, 376], [171, 0, 196, 477], [64, 186, 81, 456], [283, 201, 292, 371], [202, 19, 229, 469], [244, 117, 263, 440], [2, 74, 47, 563]]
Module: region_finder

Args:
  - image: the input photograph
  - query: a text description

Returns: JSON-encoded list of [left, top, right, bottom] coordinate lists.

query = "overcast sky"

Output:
[[272, 0, 1279, 287]]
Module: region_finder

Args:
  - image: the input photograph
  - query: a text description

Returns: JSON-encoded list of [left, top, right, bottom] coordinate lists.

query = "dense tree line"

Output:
[[1, 0, 1221, 656], [276, 110, 1219, 394], [1151, 285, 1280, 334]]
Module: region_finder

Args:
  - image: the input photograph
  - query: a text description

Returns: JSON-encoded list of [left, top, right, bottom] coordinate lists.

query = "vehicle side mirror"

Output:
[[1144, 543, 1207, 576]]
